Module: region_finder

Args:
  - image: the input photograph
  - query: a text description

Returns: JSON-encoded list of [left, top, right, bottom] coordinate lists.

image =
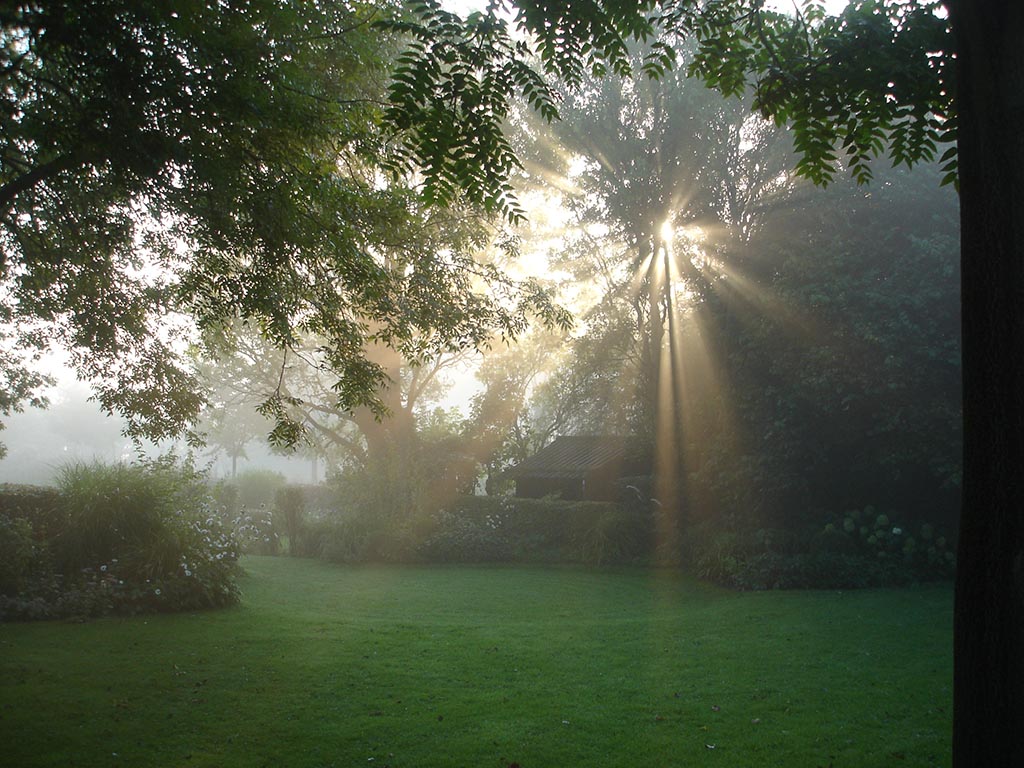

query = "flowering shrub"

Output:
[[0, 459, 241, 621], [216, 500, 279, 555], [817, 506, 956, 580], [682, 506, 955, 590], [149, 503, 241, 611]]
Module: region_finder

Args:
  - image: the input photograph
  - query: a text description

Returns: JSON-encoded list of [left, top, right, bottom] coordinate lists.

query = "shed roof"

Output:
[[508, 435, 627, 480]]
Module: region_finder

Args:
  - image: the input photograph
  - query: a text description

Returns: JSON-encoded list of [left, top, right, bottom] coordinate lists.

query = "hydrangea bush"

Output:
[[685, 505, 956, 590], [820, 506, 956, 578]]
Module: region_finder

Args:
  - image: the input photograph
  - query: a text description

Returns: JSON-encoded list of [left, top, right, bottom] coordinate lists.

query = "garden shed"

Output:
[[507, 435, 644, 502]]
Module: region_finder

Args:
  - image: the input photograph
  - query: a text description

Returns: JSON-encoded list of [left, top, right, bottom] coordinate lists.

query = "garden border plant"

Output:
[[0, 457, 244, 621]]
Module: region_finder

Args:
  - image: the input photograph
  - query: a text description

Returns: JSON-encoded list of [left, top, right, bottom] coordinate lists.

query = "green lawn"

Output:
[[0, 556, 952, 768]]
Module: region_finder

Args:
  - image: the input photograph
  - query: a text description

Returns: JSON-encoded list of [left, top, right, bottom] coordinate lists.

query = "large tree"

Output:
[[198, 321, 471, 468], [385, 0, 1019, 763], [521, 52, 794, 515], [0, 0, 566, 452]]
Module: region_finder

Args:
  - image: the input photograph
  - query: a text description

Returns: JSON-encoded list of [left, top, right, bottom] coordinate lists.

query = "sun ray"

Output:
[[699, 256, 812, 339], [639, 218, 753, 541]]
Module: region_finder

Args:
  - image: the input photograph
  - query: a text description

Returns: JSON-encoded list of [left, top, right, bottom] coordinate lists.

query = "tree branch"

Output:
[[0, 150, 87, 213]]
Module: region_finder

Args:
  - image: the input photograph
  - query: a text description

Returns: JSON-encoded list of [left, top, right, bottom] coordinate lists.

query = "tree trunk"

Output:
[[952, 1, 1024, 764]]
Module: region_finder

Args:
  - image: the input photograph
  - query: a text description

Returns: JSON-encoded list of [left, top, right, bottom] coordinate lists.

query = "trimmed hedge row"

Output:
[[292, 494, 656, 567], [423, 495, 652, 565], [209, 473, 958, 590]]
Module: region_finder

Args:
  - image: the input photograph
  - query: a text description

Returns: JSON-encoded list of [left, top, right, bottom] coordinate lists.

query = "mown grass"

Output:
[[0, 556, 952, 768]]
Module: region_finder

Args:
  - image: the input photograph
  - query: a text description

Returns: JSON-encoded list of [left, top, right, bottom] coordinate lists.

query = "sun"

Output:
[[659, 219, 674, 246]]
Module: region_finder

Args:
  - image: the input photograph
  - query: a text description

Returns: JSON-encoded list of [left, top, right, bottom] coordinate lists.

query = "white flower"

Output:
[[155, 588, 162, 595], [892, 527, 902, 535], [100, 565, 107, 572]]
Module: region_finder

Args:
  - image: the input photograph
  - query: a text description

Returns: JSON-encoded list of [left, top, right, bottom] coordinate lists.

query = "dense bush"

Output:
[[291, 483, 339, 520], [312, 516, 373, 563], [0, 459, 242, 621], [292, 493, 652, 566], [419, 515, 514, 563], [727, 552, 894, 590], [275, 486, 306, 556], [231, 469, 287, 511], [0, 515, 37, 597], [817, 506, 957, 580], [189, 470, 955, 591], [415, 495, 652, 565], [681, 505, 955, 590], [0, 484, 63, 540], [0, 485, 61, 600], [434, 495, 568, 559]]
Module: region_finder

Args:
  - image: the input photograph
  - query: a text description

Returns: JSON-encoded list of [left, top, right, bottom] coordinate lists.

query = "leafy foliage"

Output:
[[687, 1, 955, 185], [526, 160, 959, 537], [0, 515, 37, 597], [416, 495, 650, 566], [0, 0, 568, 452], [418, 514, 515, 563], [0, 460, 241, 620], [385, 1, 955, 213], [684, 506, 955, 591], [699, 164, 961, 526], [518, 51, 794, 444], [275, 485, 306, 556], [0, 483, 63, 539], [383, 1, 557, 219], [230, 468, 288, 512]]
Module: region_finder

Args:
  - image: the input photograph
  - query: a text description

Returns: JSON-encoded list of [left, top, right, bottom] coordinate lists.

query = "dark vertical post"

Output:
[[952, 1, 1024, 764]]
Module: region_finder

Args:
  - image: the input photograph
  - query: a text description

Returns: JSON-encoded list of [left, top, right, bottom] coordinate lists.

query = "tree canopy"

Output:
[[0, 0, 567, 451], [386, 0, 954, 211]]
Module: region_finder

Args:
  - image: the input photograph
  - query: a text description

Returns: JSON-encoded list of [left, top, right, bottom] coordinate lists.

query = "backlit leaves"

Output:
[[382, 0, 679, 218], [385, 0, 956, 210], [382, 1, 559, 221], [1, 0, 572, 448]]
